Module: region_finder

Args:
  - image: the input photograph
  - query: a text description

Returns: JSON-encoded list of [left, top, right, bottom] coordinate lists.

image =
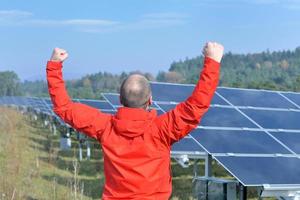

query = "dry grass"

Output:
[[0, 107, 90, 200]]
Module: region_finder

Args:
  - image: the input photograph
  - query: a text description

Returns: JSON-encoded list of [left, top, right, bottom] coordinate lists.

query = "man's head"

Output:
[[120, 74, 152, 109]]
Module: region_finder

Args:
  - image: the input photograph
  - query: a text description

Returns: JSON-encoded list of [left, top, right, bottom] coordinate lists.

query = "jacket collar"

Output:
[[116, 107, 157, 120]]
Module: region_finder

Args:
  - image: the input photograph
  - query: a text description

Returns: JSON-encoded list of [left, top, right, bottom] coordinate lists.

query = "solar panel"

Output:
[[77, 99, 114, 110], [171, 137, 204, 153], [102, 93, 120, 107], [271, 132, 300, 154], [157, 104, 257, 128], [217, 88, 298, 109], [146, 82, 300, 187], [281, 92, 300, 108], [190, 129, 290, 154], [151, 82, 228, 105], [214, 156, 300, 186], [242, 109, 300, 130]]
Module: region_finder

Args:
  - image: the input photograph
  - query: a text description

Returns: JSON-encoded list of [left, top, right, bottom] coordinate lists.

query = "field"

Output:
[[0, 107, 271, 200]]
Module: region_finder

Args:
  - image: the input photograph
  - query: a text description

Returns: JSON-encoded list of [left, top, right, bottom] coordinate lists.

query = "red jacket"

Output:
[[46, 57, 220, 200]]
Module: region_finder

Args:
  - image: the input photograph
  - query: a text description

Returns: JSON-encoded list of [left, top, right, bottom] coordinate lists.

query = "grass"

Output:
[[0, 107, 275, 199]]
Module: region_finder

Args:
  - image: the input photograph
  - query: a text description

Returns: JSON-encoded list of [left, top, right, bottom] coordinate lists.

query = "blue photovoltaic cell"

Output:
[[1, 96, 13, 105], [281, 92, 300, 108], [150, 82, 228, 105], [158, 104, 257, 128], [215, 156, 300, 186], [78, 99, 114, 110], [12, 97, 26, 106], [171, 137, 204, 152], [271, 132, 300, 154], [242, 109, 300, 130], [190, 129, 290, 154], [201, 107, 257, 128], [218, 88, 298, 109], [102, 93, 120, 106]]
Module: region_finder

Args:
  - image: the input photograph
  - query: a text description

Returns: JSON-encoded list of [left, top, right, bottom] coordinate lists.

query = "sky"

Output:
[[0, 0, 300, 80]]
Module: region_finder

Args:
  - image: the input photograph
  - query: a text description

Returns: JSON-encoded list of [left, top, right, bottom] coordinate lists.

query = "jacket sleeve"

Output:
[[155, 57, 220, 145], [46, 61, 111, 140]]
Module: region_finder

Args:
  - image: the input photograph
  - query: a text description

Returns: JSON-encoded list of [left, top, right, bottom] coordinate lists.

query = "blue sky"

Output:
[[0, 0, 300, 80]]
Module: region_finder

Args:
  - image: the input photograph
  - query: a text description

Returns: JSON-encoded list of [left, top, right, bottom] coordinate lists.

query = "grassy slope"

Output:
[[0, 107, 268, 200]]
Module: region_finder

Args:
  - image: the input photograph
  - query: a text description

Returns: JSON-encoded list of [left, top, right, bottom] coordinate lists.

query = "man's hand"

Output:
[[202, 42, 224, 63], [50, 48, 68, 62]]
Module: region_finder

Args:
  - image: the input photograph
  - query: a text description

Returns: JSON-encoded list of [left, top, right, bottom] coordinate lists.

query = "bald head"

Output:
[[120, 74, 151, 109]]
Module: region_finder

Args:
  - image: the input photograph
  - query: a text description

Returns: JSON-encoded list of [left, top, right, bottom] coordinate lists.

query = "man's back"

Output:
[[101, 108, 171, 199], [46, 42, 223, 199]]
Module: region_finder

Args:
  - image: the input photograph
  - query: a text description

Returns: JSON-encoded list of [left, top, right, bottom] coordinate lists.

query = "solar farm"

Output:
[[1, 82, 300, 200]]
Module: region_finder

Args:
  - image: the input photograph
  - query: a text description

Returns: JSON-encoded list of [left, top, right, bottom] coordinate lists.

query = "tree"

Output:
[[0, 71, 22, 96]]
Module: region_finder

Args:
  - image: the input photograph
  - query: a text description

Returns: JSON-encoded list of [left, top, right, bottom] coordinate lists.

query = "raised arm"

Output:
[[46, 48, 111, 140], [156, 42, 223, 145]]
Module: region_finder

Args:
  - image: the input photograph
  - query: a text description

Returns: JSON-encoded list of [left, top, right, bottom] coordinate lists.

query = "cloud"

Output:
[[0, 9, 119, 29], [29, 19, 119, 27], [0, 10, 33, 19], [83, 12, 188, 33], [0, 10, 188, 33]]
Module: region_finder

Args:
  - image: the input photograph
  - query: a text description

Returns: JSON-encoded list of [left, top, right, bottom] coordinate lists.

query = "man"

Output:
[[46, 42, 223, 199]]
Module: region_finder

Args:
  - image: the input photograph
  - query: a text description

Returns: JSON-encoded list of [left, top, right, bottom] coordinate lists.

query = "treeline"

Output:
[[161, 47, 300, 91], [0, 71, 154, 99], [1, 46, 300, 98]]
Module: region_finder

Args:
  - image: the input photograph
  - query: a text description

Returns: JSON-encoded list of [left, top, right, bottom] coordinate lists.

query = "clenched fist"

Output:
[[202, 42, 224, 63], [50, 48, 69, 62]]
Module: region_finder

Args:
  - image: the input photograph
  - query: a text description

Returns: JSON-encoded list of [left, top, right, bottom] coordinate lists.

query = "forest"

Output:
[[1, 46, 300, 98]]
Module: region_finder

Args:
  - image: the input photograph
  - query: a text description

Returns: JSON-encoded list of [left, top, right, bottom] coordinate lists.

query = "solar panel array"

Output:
[[2, 82, 300, 187], [146, 82, 300, 187], [0, 96, 116, 125]]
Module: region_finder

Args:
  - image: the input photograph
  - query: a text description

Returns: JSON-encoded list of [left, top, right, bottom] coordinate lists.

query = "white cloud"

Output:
[[0, 9, 119, 29], [83, 12, 188, 33], [29, 19, 119, 27], [0, 10, 188, 33], [0, 10, 33, 19]]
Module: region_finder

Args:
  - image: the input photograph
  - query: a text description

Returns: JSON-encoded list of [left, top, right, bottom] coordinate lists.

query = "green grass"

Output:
[[0, 107, 274, 199]]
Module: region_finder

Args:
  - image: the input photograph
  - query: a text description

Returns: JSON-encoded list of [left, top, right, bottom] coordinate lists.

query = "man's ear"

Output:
[[119, 95, 123, 106], [149, 96, 153, 106]]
